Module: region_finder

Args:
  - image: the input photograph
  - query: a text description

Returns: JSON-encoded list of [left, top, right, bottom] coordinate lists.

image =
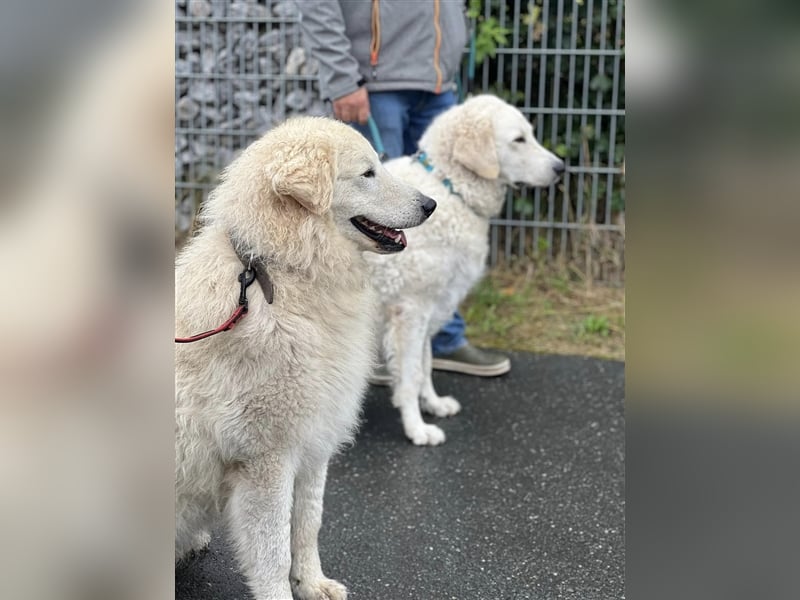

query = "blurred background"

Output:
[[0, 1, 173, 599], [627, 1, 800, 599]]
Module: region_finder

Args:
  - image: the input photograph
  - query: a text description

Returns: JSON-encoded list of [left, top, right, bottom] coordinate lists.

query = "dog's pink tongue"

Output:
[[379, 225, 406, 247]]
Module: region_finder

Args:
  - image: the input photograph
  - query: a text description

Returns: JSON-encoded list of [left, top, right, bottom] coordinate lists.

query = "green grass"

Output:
[[461, 264, 624, 361], [578, 315, 611, 337]]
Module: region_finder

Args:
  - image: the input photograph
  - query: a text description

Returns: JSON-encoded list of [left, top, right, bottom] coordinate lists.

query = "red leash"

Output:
[[175, 267, 257, 344], [175, 304, 248, 343]]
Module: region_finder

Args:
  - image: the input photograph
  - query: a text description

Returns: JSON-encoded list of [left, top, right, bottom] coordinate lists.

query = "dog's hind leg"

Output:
[[385, 306, 446, 445], [420, 341, 462, 417], [290, 457, 347, 600], [224, 462, 295, 600]]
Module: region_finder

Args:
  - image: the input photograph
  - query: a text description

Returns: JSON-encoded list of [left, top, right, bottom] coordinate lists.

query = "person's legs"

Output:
[[404, 89, 456, 154], [403, 91, 472, 361], [352, 91, 411, 159], [430, 313, 467, 356]]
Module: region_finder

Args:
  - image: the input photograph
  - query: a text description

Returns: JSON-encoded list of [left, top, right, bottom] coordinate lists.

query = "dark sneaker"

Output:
[[368, 364, 392, 386], [431, 344, 511, 377]]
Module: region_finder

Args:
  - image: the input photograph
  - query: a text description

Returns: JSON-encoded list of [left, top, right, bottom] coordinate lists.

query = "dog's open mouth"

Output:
[[350, 216, 408, 252]]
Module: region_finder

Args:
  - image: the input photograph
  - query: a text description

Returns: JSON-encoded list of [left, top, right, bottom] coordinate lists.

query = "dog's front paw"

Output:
[[292, 577, 347, 600], [406, 423, 446, 446], [421, 395, 462, 417]]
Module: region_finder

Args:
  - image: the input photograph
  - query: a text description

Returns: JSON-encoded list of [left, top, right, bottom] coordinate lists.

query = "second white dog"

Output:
[[365, 95, 565, 445]]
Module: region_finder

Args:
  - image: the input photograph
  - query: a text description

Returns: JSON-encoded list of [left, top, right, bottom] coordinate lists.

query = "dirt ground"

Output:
[[461, 263, 625, 361]]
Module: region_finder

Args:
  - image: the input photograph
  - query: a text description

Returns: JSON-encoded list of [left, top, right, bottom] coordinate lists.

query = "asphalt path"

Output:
[[176, 352, 625, 600]]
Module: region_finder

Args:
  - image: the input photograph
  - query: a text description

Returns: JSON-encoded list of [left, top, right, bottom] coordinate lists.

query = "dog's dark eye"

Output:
[[514, 136, 526, 144], [362, 168, 375, 178]]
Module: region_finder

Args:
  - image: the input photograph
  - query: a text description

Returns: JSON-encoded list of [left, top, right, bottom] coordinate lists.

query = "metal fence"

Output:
[[175, 0, 625, 281]]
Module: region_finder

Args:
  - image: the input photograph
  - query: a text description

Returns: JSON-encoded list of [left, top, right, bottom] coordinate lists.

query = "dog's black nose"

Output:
[[420, 195, 437, 217], [553, 160, 566, 176]]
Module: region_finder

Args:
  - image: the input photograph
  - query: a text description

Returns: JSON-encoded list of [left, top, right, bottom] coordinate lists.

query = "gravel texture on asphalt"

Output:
[[176, 352, 625, 600]]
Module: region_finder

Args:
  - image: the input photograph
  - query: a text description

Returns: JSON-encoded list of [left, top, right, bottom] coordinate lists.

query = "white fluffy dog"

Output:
[[366, 95, 565, 446], [175, 117, 434, 599]]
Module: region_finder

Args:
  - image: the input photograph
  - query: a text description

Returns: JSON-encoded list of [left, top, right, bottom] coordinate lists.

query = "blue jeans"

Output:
[[354, 89, 456, 158], [353, 90, 467, 356]]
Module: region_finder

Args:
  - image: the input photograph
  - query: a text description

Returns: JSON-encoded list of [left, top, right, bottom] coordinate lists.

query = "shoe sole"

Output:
[[431, 357, 511, 377]]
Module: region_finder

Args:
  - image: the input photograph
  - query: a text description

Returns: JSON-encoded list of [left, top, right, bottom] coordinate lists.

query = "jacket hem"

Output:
[[363, 81, 457, 94]]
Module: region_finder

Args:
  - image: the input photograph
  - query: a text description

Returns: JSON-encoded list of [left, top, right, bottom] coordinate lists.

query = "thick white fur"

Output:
[[175, 117, 431, 599], [365, 95, 564, 446]]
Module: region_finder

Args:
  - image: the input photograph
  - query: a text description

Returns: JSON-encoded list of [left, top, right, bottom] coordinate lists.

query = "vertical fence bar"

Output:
[[511, 0, 525, 260], [212, 14, 221, 194], [522, 0, 538, 261], [547, 0, 564, 259], [497, 2, 513, 264], [234, 14, 241, 164], [209, 6, 214, 190], [510, 0, 520, 109], [605, 0, 624, 226], [255, 12, 262, 139], [483, 1, 497, 266], [541, 0, 552, 258], [197, 17, 205, 201], [577, 0, 594, 246], [279, 12, 287, 131], [590, 0, 609, 228], [522, 0, 536, 260], [561, 0, 580, 262], [534, 0, 551, 259], [176, 15, 185, 205], [265, 3, 275, 136]]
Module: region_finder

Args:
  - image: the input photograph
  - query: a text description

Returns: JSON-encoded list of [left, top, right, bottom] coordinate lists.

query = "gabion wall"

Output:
[[175, 0, 323, 237]]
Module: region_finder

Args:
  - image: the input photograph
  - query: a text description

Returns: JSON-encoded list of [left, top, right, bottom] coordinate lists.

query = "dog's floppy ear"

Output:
[[452, 114, 500, 179], [270, 140, 336, 215]]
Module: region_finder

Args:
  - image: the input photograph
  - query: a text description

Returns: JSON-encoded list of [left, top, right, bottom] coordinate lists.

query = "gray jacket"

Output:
[[296, 0, 468, 101]]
